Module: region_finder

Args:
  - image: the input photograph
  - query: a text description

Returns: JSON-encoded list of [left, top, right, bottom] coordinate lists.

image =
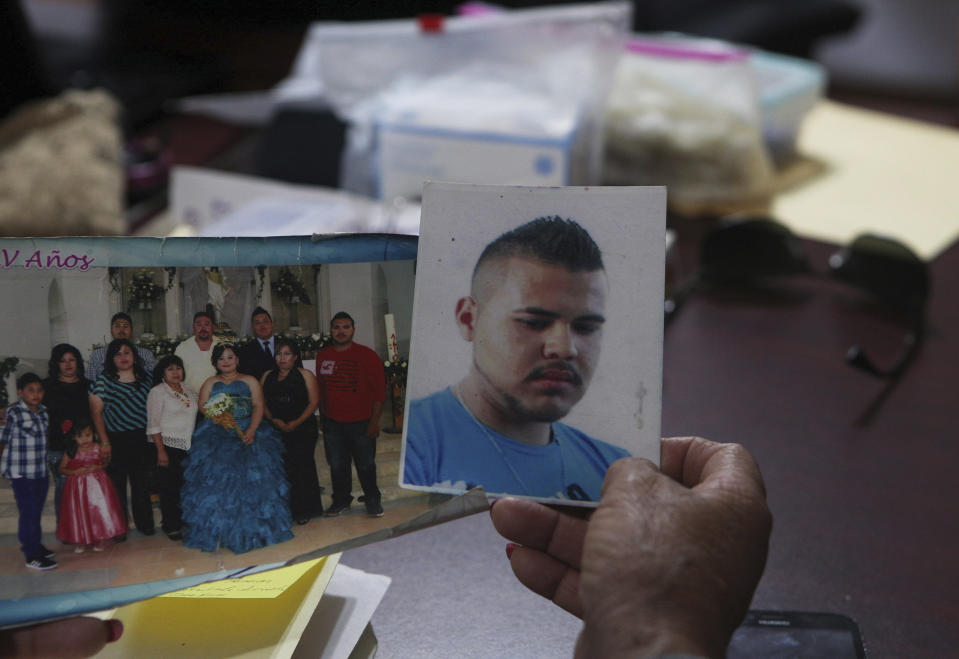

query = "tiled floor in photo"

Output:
[[1, 428, 432, 599]]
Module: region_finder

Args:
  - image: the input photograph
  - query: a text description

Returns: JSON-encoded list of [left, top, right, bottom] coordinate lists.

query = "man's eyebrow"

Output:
[[515, 307, 606, 324]]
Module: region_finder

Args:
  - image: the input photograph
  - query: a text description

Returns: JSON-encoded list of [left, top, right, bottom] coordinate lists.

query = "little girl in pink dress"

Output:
[[57, 418, 127, 552]]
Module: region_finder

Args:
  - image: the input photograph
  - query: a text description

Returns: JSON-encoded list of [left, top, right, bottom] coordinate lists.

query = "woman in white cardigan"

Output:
[[146, 354, 199, 540]]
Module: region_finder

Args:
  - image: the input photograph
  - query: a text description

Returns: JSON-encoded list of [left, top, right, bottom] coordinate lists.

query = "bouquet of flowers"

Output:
[[203, 392, 244, 439]]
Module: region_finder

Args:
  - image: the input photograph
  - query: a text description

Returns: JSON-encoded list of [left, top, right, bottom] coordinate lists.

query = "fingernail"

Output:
[[106, 619, 124, 643], [488, 497, 499, 514], [505, 542, 518, 559]]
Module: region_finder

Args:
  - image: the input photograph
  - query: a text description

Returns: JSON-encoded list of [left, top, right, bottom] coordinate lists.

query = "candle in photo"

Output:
[[384, 313, 399, 361]]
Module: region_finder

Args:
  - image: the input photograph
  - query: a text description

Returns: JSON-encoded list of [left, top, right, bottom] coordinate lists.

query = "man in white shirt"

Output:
[[173, 311, 219, 393]]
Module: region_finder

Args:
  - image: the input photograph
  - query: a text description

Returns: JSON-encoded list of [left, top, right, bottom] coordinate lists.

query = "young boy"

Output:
[[0, 372, 57, 570]]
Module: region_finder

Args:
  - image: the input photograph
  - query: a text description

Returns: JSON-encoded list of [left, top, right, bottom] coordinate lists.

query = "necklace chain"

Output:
[[452, 387, 567, 498], [167, 383, 191, 408]]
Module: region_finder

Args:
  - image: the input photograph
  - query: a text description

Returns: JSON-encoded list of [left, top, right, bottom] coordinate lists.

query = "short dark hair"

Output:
[[251, 306, 272, 322], [193, 311, 214, 323], [48, 343, 86, 381], [16, 372, 42, 391], [153, 354, 186, 387], [211, 343, 237, 371], [111, 312, 133, 326], [473, 216, 604, 281], [331, 311, 354, 328]]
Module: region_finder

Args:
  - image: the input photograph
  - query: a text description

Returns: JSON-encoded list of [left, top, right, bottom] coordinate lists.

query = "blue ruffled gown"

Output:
[[181, 380, 293, 553]]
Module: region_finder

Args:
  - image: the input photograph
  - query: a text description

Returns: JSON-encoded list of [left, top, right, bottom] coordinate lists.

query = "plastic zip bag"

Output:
[[298, 2, 631, 199], [604, 34, 776, 213]]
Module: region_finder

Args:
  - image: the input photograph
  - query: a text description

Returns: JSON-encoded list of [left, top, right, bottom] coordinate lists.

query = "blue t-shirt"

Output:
[[403, 388, 630, 501]]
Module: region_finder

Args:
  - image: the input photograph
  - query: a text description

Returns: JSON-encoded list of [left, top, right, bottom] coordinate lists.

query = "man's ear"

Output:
[[454, 296, 478, 342]]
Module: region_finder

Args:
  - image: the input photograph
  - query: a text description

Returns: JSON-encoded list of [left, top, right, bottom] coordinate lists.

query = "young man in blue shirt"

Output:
[[403, 217, 629, 501]]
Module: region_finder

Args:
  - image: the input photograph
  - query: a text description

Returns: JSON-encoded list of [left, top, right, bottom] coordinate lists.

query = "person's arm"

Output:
[[88, 392, 111, 465], [365, 352, 386, 439], [284, 369, 320, 432], [197, 377, 214, 412], [0, 616, 123, 658], [243, 375, 264, 445], [313, 363, 325, 421], [58, 452, 85, 476], [258, 371, 282, 429], [365, 400, 383, 439], [151, 432, 168, 467], [145, 387, 168, 467], [490, 436, 772, 659]]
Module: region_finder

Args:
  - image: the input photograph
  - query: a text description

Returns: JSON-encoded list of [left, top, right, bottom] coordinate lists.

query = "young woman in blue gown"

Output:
[[181, 343, 293, 553]]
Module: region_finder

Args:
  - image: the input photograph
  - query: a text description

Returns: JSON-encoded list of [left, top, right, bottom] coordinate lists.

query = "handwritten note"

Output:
[[160, 558, 325, 599], [95, 555, 341, 658]]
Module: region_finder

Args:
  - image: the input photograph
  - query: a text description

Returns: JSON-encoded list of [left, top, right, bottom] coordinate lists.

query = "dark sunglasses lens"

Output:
[[701, 218, 810, 282], [829, 234, 929, 313]]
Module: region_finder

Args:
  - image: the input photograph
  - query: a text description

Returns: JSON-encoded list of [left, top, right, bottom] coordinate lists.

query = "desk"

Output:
[[660, 234, 959, 657]]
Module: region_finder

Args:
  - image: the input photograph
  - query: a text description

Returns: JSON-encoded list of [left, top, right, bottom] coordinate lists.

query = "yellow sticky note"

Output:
[[98, 554, 340, 659], [160, 559, 322, 599]]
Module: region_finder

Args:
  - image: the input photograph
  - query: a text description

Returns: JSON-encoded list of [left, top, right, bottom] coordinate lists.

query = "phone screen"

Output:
[[728, 611, 866, 658]]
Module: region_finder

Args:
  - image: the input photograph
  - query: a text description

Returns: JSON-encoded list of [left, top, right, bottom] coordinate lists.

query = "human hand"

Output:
[[273, 419, 290, 433], [100, 442, 112, 465], [242, 427, 256, 445], [490, 436, 772, 659], [0, 616, 123, 658], [156, 447, 169, 468], [365, 419, 380, 440]]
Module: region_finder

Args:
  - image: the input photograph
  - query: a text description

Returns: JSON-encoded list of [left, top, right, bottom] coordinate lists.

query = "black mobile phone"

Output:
[[728, 610, 866, 658]]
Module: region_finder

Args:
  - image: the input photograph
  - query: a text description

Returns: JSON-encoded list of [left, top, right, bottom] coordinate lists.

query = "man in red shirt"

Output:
[[316, 312, 386, 517]]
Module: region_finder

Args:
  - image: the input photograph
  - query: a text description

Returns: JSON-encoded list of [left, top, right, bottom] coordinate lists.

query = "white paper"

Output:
[[293, 564, 391, 659], [169, 166, 421, 237]]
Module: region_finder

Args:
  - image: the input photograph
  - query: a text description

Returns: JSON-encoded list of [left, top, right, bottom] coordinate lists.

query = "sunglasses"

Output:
[[666, 217, 930, 380]]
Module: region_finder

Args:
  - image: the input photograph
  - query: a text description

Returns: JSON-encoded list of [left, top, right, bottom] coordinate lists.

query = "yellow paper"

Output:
[[97, 554, 340, 658], [774, 100, 959, 260], [160, 559, 323, 599]]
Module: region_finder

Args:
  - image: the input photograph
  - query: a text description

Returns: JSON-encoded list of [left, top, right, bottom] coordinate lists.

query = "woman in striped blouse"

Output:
[[90, 338, 155, 537]]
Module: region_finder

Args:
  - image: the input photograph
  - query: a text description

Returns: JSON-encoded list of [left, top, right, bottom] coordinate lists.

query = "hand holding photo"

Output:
[[400, 183, 666, 504]]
